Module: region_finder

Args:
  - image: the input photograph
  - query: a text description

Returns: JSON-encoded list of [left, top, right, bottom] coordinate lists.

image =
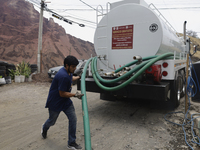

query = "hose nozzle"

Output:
[[111, 73, 118, 77], [133, 55, 142, 64], [119, 71, 127, 76], [105, 72, 114, 76], [123, 67, 131, 71]]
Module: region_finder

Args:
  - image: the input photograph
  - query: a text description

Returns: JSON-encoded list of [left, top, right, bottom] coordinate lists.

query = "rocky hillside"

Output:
[[0, 0, 96, 72], [188, 36, 200, 62], [177, 33, 200, 62], [0, 0, 199, 72]]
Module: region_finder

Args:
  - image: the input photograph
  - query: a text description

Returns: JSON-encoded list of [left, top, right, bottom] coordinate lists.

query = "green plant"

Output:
[[18, 61, 25, 75], [0, 76, 2, 78], [8, 69, 15, 80], [24, 65, 31, 78], [14, 68, 20, 76], [15, 60, 31, 77]]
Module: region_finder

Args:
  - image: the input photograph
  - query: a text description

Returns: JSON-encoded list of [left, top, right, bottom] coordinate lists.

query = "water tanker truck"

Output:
[[78, 0, 191, 108]]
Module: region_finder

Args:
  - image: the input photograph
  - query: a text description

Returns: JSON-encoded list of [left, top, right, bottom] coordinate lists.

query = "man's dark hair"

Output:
[[64, 55, 79, 67]]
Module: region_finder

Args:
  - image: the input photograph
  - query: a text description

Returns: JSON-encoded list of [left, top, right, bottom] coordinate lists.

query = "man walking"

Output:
[[41, 55, 84, 150]]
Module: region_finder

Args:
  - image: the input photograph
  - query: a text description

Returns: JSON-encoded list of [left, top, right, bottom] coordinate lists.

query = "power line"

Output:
[[158, 7, 200, 10], [27, 0, 87, 28], [47, 8, 96, 28], [25, 1, 200, 32], [45, 7, 85, 27], [46, 6, 200, 12], [46, 11, 96, 29], [79, 0, 103, 14], [50, 9, 95, 12], [46, 9, 97, 29], [62, 15, 96, 25], [79, 0, 97, 11], [48, 9, 96, 25]]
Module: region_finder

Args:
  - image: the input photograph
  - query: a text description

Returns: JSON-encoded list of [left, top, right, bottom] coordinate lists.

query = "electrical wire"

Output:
[[46, 6, 98, 27], [61, 15, 96, 25], [42, 1, 200, 33], [79, 0, 98, 12], [54, 10, 96, 25], [44, 6, 87, 27], [46, 11, 96, 29], [158, 7, 200, 10], [49, 7, 200, 11], [47, 10, 96, 24], [45, 6, 97, 28], [26, 0, 89, 28], [149, 0, 200, 6], [51, 9, 99, 11]]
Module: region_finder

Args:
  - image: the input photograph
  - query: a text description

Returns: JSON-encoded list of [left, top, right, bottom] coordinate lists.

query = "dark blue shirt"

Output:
[[45, 67, 73, 112]]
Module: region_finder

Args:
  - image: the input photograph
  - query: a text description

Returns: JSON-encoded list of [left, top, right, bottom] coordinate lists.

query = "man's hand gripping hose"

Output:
[[74, 91, 84, 99]]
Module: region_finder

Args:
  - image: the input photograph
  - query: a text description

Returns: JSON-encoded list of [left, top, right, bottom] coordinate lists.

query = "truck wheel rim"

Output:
[[177, 90, 181, 101]]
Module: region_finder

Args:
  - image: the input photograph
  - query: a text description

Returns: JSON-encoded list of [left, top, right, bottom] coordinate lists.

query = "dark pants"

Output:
[[43, 104, 77, 144]]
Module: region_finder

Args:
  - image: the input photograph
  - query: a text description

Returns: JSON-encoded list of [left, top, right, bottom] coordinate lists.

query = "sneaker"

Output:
[[41, 125, 47, 139], [67, 142, 82, 150]]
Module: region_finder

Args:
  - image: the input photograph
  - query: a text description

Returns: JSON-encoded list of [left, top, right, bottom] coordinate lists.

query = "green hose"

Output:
[[80, 52, 174, 149], [114, 55, 157, 73], [93, 55, 175, 84], [91, 52, 174, 91], [80, 58, 92, 150], [93, 57, 151, 84]]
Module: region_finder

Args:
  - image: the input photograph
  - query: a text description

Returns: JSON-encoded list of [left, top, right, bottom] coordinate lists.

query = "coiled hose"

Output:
[[91, 52, 174, 91], [93, 57, 151, 84], [81, 52, 174, 149]]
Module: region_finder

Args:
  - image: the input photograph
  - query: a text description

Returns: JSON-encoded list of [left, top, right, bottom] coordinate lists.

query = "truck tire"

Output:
[[0, 66, 6, 70], [6, 64, 16, 70], [0, 63, 6, 77], [30, 64, 38, 73], [6, 64, 16, 76], [169, 71, 183, 108], [30, 64, 37, 68], [167, 80, 180, 108], [180, 70, 186, 98], [0, 61, 7, 66], [0, 70, 6, 77]]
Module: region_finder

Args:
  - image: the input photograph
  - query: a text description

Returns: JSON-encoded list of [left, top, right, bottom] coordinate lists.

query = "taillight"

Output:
[[162, 62, 168, 68], [162, 71, 168, 76]]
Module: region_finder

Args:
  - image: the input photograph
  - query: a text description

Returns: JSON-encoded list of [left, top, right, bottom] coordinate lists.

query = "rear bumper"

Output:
[[77, 78, 170, 101]]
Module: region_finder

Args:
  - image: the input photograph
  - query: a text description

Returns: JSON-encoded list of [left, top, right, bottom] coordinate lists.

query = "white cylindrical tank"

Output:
[[94, 0, 185, 71]]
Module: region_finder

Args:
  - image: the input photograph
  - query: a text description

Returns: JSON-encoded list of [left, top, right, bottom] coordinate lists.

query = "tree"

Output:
[[186, 30, 199, 38]]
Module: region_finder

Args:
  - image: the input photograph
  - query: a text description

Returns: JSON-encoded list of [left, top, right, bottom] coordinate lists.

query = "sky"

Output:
[[28, 0, 200, 43]]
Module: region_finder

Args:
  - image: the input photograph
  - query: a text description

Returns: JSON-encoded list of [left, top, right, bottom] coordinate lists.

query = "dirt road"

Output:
[[0, 81, 200, 150]]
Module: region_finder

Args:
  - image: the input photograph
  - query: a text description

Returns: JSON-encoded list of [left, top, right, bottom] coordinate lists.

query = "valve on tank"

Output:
[[145, 64, 162, 84]]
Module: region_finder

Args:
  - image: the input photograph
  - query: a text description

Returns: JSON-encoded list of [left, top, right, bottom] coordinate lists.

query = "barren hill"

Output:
[[188, 36, 200, 62], [0, 0, 96, 72]]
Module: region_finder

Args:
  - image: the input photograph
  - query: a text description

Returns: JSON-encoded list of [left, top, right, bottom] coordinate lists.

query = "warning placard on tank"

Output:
[[112, 25, 133, 49]]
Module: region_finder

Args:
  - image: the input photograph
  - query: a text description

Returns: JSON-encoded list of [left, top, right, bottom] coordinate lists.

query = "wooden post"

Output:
[[185, 53, 189, 113]]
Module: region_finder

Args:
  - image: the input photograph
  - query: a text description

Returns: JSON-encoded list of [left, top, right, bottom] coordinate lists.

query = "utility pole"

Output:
[[37, 0, 45, 73], [36, 1, 83, 73]]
